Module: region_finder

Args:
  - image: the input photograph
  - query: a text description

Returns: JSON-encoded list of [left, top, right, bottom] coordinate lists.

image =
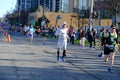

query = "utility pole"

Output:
[[19, 5, 21, 25], [89, 0, 94, 31], [43, 0, 46, 20], [82, 0, 84, 27], [38, 0, 40, 8]]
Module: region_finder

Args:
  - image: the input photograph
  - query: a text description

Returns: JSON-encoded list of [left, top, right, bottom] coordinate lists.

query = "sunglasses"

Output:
[[112, 28, 115, 29]]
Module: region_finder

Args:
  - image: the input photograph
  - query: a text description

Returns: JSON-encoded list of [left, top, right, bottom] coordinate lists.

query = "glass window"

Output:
[[22, 0, 25, 3], [27, 0, 31, 3], [27, 4, 31, 9], [22, 4, 25, 10], [62, 0, 69, 12]]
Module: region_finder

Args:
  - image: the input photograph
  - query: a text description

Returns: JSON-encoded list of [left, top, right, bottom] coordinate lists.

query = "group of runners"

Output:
[[1, 21, 120, 73], [55, 21, 120, 73]]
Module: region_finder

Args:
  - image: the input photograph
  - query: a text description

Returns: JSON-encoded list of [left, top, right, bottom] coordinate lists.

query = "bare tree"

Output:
[[108, 0, 120, 25]]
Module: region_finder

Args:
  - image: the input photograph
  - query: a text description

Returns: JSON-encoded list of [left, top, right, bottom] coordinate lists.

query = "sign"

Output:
[[56, 15, 61, 20]]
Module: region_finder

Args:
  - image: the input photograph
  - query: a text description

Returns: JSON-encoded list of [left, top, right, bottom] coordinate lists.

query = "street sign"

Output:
[[56, 15, 61, 20]]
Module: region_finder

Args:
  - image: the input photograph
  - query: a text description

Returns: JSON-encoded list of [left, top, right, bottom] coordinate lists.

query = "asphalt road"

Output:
[[0, 32, 120, 80]]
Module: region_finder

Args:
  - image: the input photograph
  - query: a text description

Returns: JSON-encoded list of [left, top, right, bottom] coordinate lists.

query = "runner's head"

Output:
[[110, 24, 116, 32], [61, 21, 67, 29], [30, 24, 33, 28]]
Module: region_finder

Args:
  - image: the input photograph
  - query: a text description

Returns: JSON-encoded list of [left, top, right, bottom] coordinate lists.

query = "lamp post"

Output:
[[19, 5, 21, 26], [89, 0, 94, 31], [82, 0, 83, 27], [71, 18, 72, 26], [42, 0, 46, 20]]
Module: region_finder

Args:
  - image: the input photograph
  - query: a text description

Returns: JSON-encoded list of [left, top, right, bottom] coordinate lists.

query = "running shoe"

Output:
[[62, 57, 65, 62], [108, 67, 113, 73], [57, 57, 60, 61], [98, 53, 102, 57]]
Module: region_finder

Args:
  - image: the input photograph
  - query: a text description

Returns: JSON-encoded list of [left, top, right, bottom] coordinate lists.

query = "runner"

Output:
[[55, 21, 69, 62], [23, 24, 28, 36], [35, 26, 41, 37], [98, 28, 105, 57], [103, 24, 118, 73], [42, 25, 48, 44], [28, 24, 35, 44]]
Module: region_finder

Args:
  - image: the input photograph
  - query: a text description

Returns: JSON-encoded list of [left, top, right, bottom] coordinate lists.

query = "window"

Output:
[[27, 0, 31, 3], [22, 0, 25, 3], [22, 4, 25, 10]]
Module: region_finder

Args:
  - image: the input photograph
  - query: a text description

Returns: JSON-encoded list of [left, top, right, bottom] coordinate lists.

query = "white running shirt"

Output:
[[57, 28, 68, 42]]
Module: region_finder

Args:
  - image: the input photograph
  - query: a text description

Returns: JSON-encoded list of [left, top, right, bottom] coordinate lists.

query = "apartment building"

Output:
[[17, 0, 90, 13], [17, 0, 31, 11]]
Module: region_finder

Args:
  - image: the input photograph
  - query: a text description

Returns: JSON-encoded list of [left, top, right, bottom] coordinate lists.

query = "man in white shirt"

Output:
[[55, 21, 69, 61]]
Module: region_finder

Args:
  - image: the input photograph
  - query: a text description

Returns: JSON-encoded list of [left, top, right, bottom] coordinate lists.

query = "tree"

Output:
[[108, 0, 120, 25], [20, 10, 29, 24], [5, 10, 29, 25], [5, 10, 19, 24], [35, 15, 50, 27]]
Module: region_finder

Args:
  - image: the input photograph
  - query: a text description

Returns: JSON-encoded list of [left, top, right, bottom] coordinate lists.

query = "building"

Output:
[[69, 0, 89, 13], [17, 0, 31, 11], [17, 0, 90, 13], [93, 0, 112, 26]]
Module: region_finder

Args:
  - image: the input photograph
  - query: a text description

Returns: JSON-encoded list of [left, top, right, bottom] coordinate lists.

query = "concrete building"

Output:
[[17, 0, 31, 11], [17, 0, 90, 13]]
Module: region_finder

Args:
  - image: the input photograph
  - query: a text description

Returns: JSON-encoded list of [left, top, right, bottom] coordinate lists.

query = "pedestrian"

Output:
[[87, 29, 94, 48], [71, 32, 75, 45], [55, 21, 69, 62], [68, 26, 74, 43], [79, 29, 86, 47], [92, 29, 97, 48], [103, 24, 119, 73]]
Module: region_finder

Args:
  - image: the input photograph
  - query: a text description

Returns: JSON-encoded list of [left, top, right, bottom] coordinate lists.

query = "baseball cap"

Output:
[[61, 21, 67, 28]]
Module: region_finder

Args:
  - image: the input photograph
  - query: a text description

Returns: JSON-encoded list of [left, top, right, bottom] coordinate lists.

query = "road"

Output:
[[0, 32, 120, 80]]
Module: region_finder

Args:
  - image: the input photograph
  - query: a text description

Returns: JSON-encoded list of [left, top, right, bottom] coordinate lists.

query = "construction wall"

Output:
[[28, 11, 112, 30]]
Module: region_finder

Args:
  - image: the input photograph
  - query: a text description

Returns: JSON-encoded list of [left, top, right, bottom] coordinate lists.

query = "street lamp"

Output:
[[82, 12, 84, 27], [71, 18, 72, 26], [42, 0, 46, 21], [89, 0, 94, 31], [19, 5, 21, 26], [82, 0, 84, 27]]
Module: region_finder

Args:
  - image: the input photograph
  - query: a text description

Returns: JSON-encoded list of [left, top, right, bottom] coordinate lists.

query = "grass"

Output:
[[46, 35, 90, 46], [74, 39, 90, 46], [118, 35, 120, 42]]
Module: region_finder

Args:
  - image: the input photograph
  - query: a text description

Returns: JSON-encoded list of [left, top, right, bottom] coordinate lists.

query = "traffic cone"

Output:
[[7, 34, 11, 43]]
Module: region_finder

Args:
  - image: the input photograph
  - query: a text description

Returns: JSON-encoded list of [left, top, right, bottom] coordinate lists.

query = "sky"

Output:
[[0, 0, 16, 18]]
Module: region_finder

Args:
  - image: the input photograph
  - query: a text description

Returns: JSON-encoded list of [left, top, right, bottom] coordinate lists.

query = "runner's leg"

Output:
[[109, 52, 115, 68]]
